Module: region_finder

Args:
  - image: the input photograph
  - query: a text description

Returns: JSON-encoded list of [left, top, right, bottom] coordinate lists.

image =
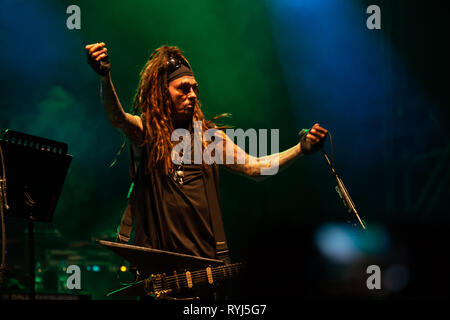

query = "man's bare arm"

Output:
[[100, 73, 143, 145], [221, 132, 301, 181], [220, 123, 327, 181], [86, 42, 144, 146]]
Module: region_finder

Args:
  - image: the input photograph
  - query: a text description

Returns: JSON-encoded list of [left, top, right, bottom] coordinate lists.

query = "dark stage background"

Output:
[[0, 0, 448, 301]]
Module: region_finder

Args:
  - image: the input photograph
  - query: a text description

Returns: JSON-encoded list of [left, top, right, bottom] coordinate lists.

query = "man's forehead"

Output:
[[170, 76, 197, 86]]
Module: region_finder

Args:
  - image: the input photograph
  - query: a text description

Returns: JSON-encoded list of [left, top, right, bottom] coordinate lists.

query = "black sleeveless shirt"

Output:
[[129, 145, 221, 260]]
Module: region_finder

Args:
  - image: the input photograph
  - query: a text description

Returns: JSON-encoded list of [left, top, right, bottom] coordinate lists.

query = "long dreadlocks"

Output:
[[132, 45, 229, 175]]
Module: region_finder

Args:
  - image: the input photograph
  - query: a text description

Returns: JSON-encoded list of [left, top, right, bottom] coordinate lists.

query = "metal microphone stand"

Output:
[[321, 148, 366, 230], [299, 127, 366, 229]]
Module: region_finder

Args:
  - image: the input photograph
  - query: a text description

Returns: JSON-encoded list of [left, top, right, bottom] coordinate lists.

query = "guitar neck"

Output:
[[209, 262, 245, 281], [151, 262, 245, 293]]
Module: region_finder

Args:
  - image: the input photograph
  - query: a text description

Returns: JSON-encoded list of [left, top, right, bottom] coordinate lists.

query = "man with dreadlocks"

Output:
[[85, 42, 328, 297]]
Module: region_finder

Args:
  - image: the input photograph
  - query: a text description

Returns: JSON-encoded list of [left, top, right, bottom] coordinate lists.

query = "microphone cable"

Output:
[[299, 127, 365, 229], [0, 142, 9, 284], [321, 132, 366, 230]]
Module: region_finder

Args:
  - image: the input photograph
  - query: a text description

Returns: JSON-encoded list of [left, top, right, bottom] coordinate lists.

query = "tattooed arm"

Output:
[[100, 73, 143, 145], [86, 42, 143, 146], [219, 124, 327, 181]]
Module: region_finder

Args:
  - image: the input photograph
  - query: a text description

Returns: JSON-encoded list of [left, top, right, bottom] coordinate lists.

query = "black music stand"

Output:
[[0, 129, 72, 299], [98, 240, 224, 296]]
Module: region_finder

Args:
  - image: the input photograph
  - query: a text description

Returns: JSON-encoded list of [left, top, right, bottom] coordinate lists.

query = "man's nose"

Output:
[[187, 87, 197, 99]]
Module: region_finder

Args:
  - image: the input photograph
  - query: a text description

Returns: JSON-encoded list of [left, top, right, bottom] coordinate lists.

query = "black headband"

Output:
[[167, 56, 194, 83], [167, 64, 193, 83]]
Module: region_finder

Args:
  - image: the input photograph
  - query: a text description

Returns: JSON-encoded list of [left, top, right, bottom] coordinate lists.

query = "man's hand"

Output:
[[300, 123, 328, 155], [85, 42, 111, 76]]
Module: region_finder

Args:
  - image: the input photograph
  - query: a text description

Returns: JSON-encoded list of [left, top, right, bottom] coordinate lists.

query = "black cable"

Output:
[[299, 126, 365, 229], [320, 133, 366, 230], [115, 259, 140, 286], [0, 142, 8, 284], [327, 131, 336, 168], [109, 107, 139, 169], [109, 138, 127, 168]]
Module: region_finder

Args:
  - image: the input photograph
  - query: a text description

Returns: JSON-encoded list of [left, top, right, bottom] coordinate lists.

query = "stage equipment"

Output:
[[0, 129, 72, 298]]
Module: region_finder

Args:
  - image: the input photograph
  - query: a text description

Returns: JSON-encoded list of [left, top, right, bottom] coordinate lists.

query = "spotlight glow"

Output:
[[314, 223, 390, 264]]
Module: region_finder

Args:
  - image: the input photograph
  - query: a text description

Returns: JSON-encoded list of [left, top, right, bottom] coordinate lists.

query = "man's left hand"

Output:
[[300, 123, 328, 155]]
